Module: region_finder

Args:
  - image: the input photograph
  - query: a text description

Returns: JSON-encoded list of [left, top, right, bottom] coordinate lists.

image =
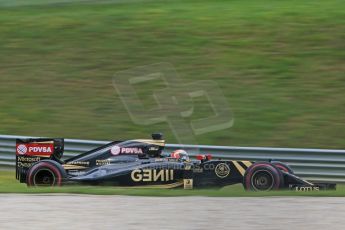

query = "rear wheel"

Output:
[[243, 162, 284, 191], [26, 160, 66, 187]]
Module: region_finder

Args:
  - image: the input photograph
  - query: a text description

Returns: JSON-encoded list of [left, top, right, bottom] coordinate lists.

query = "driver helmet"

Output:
[[171, 149, 189, 162]]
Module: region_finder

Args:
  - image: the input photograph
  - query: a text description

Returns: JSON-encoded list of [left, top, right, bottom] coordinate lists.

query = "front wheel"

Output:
[[243, 162, 284, 191]]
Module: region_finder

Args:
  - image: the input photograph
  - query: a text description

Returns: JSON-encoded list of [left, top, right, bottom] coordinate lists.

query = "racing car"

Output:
[[15, 133, 335, 191]]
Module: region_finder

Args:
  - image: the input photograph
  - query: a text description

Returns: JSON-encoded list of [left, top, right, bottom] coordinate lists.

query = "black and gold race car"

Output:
[[15, 133, 335, 191]]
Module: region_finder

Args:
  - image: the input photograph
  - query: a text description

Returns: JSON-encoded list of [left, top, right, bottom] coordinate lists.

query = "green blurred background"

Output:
[[0, 0, 344, 148]]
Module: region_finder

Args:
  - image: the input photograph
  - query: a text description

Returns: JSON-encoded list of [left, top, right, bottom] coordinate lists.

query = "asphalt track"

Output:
[[1, 195, 344, 230]]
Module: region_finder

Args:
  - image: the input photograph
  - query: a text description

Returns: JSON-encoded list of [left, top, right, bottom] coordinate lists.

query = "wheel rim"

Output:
[[33, 168, 56, 186], [251, 170, 275, 191]]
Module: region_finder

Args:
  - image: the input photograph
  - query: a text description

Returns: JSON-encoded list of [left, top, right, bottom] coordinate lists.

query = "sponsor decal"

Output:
[[184, 165, 192, 170], [295, 186, 320, 192], [96, 159, 111, 166], [215, 163, 230, 178], [192, 165, 203, 173], [16, 156, 41, 169], [183, 179, 193, 189], [111, 146, 144, 155], [167, 158, 177, 162], [131, 169, 174, 182], [16, 143, 54, 156], [121, 147, 143, 154], [17, 162, 37, 168], [149, 146, 159, 151], [67, 161, 89, 166], [16, 144, 27, 155], [17, 156, 40, 162], [111, 146, 121, 155], [63, 165, 88, 170], [67, 170, 87, 176]]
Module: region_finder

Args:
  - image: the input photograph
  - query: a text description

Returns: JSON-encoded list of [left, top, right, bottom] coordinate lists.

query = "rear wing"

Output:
[[15, 138, 64, 183]]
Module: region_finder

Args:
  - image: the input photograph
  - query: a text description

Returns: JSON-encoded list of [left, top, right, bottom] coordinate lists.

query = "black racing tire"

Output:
[[272, 161, 294, 174], [26, 160, 67, 187], [243, 162, 284, 191]]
